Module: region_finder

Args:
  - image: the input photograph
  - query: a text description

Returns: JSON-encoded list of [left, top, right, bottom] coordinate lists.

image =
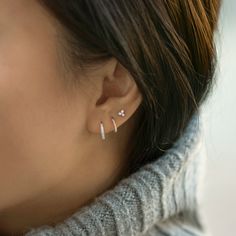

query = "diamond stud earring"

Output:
[[118, 109, 125, 117]]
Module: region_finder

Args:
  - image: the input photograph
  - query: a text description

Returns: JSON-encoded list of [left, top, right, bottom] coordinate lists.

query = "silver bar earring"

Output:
[[111, 117, 118, 133], [100, 121, 106, 140]]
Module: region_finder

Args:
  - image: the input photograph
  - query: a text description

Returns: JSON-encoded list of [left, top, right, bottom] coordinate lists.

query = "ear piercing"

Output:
[[118, 109, 125, 117], [111, 117, 118, 133], [99, 109, 125, 140]]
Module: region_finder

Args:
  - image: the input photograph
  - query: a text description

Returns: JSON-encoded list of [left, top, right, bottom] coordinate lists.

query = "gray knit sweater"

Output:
[[25, 111, 208, 236]]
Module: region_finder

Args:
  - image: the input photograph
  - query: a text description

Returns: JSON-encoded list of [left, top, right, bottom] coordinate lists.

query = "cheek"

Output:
[[0, 29, 83, 209]]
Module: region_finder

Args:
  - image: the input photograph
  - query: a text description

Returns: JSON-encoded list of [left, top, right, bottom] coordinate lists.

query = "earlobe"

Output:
[[99, 109, 126, 140]]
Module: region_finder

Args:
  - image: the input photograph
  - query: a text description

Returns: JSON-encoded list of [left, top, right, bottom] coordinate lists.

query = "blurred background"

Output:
[[201, 0, 236, 235]]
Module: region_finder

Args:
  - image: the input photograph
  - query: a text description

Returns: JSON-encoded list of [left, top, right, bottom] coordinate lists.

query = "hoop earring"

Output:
[[111, 117, 118, 133], [100, 121, 106, 140]]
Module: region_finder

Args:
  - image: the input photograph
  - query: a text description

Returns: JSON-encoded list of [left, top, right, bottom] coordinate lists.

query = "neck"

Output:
[[0, 150, 127, 235]]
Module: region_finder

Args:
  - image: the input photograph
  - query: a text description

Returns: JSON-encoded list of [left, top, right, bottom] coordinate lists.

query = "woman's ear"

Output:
[[86, 58, 143, 139]]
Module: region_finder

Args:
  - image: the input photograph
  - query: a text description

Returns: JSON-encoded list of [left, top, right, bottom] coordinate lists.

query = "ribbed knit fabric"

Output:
[[25, 110, 208, 236]]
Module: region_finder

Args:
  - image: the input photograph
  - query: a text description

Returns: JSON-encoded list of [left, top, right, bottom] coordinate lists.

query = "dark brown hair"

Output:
[[39, 0, 221, 176]]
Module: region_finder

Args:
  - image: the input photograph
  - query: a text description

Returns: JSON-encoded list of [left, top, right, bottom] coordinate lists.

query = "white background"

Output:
[[201, 0, 236, 235]]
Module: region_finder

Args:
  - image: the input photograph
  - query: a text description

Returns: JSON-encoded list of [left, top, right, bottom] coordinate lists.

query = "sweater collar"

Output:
[[26, 111, 203, 236]]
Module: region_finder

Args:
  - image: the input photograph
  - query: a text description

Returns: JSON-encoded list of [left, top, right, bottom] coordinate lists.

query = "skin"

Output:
[[0, 0, 142, 235]]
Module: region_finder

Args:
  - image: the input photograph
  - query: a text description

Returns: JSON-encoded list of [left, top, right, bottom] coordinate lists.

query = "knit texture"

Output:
[[25, 110, 208, 236]]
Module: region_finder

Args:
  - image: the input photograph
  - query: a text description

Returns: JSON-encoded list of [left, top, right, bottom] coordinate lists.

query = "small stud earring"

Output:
[[118, 109, 125, 117], [111, 117, 118, 133], [100, 121, 106, 140]]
